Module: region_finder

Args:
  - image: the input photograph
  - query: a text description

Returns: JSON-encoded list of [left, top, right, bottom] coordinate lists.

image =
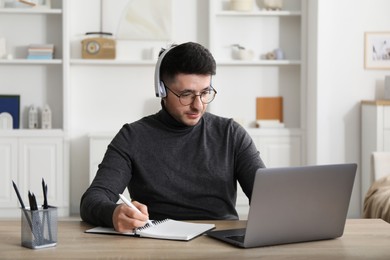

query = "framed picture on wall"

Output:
[[102, 0, 172, 40], [364, 32, 390, 69], [0, 95, 20, 129]]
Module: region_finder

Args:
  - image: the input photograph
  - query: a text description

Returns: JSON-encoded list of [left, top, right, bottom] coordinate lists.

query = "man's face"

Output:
[[163, 73, 212, 126]]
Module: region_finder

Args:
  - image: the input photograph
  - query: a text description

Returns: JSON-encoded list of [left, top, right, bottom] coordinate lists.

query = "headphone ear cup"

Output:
[[159, 81, 167, 98], [154, 45, 176, 98]]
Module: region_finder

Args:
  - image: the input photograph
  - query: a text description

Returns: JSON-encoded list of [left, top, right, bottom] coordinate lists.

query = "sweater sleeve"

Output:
[[233, 122, 266, 202]]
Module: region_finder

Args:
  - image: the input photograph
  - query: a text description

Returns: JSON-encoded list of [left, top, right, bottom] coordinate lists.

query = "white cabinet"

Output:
[[0, 138, 18, 209], [361, 100, 390, 204], [19, 137, 65, 212], [248, 129, 302, 167], [0, 131, 68, 217]]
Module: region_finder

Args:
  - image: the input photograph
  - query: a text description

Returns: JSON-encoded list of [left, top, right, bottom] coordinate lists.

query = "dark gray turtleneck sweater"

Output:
[[80, 106, 265, 227]]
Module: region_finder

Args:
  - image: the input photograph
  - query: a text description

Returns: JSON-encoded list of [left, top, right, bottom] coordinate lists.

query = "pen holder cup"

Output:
[[21, 206, 58, 249]]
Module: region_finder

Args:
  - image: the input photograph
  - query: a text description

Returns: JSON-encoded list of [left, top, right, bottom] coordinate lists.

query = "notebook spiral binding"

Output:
[[137, 219, 169, 231]]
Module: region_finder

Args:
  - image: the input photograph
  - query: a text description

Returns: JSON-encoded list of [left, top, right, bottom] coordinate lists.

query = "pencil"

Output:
[[12, 181, 36, 241], [12, 181, 25, 209]]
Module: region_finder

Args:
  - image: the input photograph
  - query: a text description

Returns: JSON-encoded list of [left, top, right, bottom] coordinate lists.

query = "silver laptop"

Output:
[[207, 163, 357, 248]]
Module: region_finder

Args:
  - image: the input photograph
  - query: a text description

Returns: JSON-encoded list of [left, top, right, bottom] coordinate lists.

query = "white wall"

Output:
[[307, 0, 390, 217]]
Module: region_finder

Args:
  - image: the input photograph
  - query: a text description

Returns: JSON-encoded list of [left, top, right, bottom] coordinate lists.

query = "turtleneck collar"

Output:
[[156, 100, 202, 131]]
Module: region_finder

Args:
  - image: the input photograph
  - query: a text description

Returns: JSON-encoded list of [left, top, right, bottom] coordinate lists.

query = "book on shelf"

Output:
[[27, 54, 53, 60], [85, 219, 215, 241], [27, 44, 54, 60]]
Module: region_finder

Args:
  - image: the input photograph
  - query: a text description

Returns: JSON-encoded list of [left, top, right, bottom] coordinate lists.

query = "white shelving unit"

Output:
[[208, 0, 306, 157], [208, 0, 306, 159], [208, 0, 306, 130], [0, 0, 69, 217], [0, 1, 64, 129], [208, 0, 307, 218]]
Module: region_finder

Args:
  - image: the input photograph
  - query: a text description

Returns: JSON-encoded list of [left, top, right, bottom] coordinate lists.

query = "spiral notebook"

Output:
[[85, 219, 215, 241]]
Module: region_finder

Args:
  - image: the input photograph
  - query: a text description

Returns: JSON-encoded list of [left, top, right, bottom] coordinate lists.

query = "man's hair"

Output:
[[160, 42, 216, 84]]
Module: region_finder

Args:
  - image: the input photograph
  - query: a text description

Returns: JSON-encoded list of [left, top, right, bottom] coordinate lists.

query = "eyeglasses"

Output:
[[164, 85, 217, 106]]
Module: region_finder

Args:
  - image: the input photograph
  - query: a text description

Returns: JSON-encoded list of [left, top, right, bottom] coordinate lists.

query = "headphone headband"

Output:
[[154, 45, 176, 98]]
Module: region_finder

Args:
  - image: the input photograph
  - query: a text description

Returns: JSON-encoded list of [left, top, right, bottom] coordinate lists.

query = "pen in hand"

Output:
[[119, 194, 154, 227]]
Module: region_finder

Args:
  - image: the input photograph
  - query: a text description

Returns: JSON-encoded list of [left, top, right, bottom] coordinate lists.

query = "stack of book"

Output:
[[27, 44, 54, 60]]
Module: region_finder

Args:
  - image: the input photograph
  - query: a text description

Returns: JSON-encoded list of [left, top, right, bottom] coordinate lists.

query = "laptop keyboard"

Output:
[[227, 235, 245, 243]]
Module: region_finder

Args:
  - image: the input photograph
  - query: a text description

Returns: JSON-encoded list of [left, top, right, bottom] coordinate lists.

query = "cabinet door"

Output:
[[252, 135, 301, 167], [19, 137, 63, 207], [0, 138, 18, 208]]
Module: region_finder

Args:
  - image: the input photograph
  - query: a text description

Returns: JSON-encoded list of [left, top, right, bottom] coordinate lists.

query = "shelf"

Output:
[[216, 60, 301, 66], [70, 59, 155, 66], [0, 8, 62, 14], [246, 128, 303, 136], [361, 100, 390, 106], [0, 59, 62, 65], [216, 10, 301, 17], [0, 129, 64, 137]]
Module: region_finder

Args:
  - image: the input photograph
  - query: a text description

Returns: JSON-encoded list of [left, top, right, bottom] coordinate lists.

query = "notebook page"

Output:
[[136, 219, 215, 241]]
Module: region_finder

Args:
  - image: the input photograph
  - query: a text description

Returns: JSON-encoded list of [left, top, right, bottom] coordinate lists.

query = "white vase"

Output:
[[230, 0, 254, 12]]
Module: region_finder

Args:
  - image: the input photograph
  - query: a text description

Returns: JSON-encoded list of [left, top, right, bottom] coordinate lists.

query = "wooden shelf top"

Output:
[[361, 100, 390, 106]]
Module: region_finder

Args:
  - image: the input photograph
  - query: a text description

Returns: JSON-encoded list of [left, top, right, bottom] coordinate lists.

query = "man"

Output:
[[80, 42, 265, 232]]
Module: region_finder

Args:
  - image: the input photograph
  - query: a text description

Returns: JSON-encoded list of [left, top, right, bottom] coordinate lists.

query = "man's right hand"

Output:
[[112, 201, 150, 232]]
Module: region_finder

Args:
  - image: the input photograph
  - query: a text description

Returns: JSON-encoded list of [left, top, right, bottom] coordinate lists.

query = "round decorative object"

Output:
[[86, 41, 100, 55], [265, 52, 275, 60]]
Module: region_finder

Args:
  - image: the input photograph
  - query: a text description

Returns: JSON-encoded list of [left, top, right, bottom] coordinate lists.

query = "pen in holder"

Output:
[[21, 206, 57, 249]]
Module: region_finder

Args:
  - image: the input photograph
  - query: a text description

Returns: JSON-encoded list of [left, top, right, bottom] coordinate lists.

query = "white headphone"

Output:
[[154, 45, 177, 98]]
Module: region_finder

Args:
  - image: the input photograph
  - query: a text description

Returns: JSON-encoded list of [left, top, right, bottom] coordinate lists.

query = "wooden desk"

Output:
[[1, 219, 389, 259]]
